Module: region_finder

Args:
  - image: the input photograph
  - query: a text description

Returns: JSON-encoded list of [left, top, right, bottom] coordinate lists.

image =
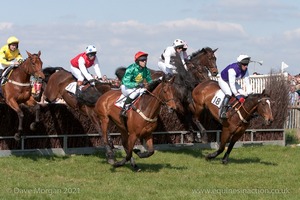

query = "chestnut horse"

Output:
[[94, 75, 177, 171], [1, 51, 45, 140], [190, 80, 274, 164], [43, 68, 112, 134]]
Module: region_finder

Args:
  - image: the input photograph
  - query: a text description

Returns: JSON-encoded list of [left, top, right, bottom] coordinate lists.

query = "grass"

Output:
[[285, 129, 300, 145], [0, 144, 299, 200]]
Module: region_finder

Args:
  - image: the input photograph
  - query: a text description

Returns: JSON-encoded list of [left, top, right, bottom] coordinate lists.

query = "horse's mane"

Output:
[[189, 47, 213, 61], [147, 78, 162, 92], [43, 66, 65, 83]]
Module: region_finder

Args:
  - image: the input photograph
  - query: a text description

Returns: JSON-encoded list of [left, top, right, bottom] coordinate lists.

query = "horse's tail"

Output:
[[115, 66, 126, 81]]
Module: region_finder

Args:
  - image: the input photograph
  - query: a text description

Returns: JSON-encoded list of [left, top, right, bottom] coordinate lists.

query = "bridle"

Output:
[[233, 97, 271, 124], [146, 79, 176, 106]]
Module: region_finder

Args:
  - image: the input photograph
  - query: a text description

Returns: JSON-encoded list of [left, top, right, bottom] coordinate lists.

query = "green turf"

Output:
[[0, 144, 299, 200]]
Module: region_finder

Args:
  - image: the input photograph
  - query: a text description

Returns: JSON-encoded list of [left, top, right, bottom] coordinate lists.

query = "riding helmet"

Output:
[[134, 51, 148, 62], [85, 45, 97, 54], [7, 36, 19, 45]]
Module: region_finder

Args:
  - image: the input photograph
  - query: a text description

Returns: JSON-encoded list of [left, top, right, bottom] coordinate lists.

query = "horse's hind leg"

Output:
[[100, 117, 115, 165], [192, 119, 208, 143]]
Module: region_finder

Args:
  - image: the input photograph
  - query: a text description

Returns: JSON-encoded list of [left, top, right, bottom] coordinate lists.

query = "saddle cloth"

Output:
[[211, 89, 225, 108], [65, 82, 80, 94]]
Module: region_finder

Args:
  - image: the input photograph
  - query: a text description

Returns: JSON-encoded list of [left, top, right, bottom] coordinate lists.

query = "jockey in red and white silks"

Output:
[[70, 45, 102, 86]]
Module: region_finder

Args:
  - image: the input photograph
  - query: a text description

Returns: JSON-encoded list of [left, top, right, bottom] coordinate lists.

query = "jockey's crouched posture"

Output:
[[120, 51, 153, 117], [0, 36, 23, 79], [218, 54, 253, 119], [70, 45, 102, 91]]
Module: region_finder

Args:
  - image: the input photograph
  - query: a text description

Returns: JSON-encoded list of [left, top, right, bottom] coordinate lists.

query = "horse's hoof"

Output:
[[30, 122, 37, 131], [133, 148, 141, 154], [205, 155, 212, 161], [134, 167, 142, 172], [14, 133, 21, 141], [107, 158, 115, 165], [222, 160, 228, 165], [113, 161, 123, 168]]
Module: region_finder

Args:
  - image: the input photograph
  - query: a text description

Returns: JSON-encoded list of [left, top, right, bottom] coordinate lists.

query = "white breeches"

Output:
[[158, 61, 177, 75], [218, 78, 245, 96], [121, 85, 145, 100], [70, 66, 85, 82]]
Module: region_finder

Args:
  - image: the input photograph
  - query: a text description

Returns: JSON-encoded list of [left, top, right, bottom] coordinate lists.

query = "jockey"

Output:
[[120, 51, 153, 117], [0, 36, 23, 78], [70, 45, 102, 88], [218, 54, 253, 119], [158, 39, 188, 75]]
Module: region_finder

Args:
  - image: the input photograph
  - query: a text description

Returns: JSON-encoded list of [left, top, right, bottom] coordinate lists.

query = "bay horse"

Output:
[[43, 68, 112, 134], [190, 80, 274, 164], [94, 74, 177, 171], [1, 51, 45, 140], [186, 47, 218, 80]]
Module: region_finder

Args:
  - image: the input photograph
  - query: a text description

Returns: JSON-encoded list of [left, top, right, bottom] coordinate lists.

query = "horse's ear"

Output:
[[38, 51, 41, 57], [26, 51, 32, 57], [213, 48, 218, 53], [262, 89, 265, 95]]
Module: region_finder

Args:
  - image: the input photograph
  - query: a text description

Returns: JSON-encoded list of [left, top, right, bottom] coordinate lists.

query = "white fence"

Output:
[[210, 72, 288, 93]]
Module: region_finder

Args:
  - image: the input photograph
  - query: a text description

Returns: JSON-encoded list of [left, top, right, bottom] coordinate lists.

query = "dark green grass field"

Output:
[[0, 144, 299, 200]]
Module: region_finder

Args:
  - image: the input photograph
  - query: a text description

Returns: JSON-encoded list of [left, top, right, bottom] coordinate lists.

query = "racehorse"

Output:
[[1, 51, 45, 140], [186, 47, 218, 80], [190, 80, 274, 164], [43, 68, 112, 134], [94, 74, 177, 171]]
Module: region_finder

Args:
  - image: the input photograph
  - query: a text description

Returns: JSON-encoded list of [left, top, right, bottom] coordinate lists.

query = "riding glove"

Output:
[[137, 83, 144, 88], [89, 79, 96, 86], [236, 95, 245, 103]]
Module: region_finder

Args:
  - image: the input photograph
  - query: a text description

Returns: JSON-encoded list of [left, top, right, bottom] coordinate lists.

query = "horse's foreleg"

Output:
[[7, 101, 24, 141], [222, 132, 243, 164], [29, 103, 40, 131], [114, 133, 140, 171], [192, 118, 208, 143], [15, 110, 24, 140], [133, 135, 154, 158], [206, 129, 230, 160], [222, 141, 236, 164]]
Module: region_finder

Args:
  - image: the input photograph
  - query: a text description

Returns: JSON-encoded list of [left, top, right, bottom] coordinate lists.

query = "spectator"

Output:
[[288, 85, 299, 106]]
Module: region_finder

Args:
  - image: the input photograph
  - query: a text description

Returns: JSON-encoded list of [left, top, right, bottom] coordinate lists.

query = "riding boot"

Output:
[[1, 66, 13, 79], [220, 95, 231, 119], [121, 97, 134, 117]]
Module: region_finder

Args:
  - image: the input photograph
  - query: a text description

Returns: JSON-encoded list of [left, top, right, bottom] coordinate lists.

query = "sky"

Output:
[[1, 0, 300, 78]]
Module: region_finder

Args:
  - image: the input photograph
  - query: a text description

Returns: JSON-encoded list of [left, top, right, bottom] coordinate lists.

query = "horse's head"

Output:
[[160, 74, 177, 112], [255, 90, 274, 125], [24, 51, 45, 80], [189, 47, 218, 77]]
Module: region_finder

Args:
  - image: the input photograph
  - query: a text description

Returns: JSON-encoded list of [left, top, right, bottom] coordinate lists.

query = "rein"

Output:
[[133, 81, 175, 122], [233, 97, 269, 124], [6, 57, 40, 87]]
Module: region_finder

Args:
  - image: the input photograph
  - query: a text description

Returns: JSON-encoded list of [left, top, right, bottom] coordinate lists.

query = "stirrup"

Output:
[[120, 109, 127, 117], [220, 112, 228, 119]]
